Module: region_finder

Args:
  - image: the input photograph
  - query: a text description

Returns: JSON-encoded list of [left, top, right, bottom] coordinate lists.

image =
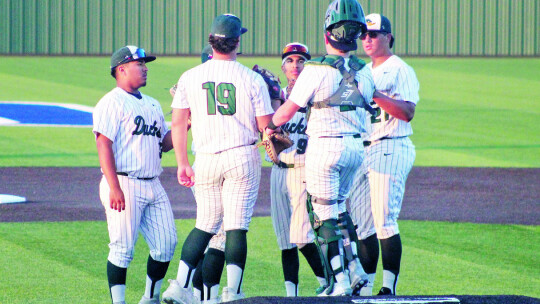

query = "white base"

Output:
[[0, 194, 27, 204]]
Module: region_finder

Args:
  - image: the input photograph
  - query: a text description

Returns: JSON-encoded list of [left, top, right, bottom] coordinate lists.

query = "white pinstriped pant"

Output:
[[270, 165, 315, 250], [190, 183, 226, 252], [305, 136, 364, 221], [100, 175, 177, 268], [349, 137, 416, 240], [193, 145, 261, 233]]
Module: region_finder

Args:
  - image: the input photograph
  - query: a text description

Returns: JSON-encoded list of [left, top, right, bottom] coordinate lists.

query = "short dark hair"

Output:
[[111, 67, 117, 79], [208, 35, 239, 55]]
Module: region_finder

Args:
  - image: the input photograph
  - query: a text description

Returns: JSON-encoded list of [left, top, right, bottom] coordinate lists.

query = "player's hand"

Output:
[[177, 165, 195, 188], [109, 186, 125, 212], [265, 126, 278, 136]]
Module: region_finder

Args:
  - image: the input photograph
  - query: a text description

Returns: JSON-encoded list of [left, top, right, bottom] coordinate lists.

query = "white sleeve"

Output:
[[357, 67, 375, 104], [92, 94, 121, 141], [395, 65, 420, 104], [252, 74, 275, 116], [288, 65, 319, 108], [171, 74, 190, 109]]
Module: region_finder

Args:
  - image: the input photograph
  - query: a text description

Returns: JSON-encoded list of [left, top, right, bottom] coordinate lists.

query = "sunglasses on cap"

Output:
[[360, 31, 388, 40], [118, 48, 148, 65], [282, 43, 309, 55]]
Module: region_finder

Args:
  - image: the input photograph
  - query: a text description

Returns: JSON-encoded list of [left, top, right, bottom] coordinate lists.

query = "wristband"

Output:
[[267, 120, 278, 130]]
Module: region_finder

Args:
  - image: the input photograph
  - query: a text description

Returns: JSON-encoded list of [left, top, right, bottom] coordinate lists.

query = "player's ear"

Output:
[[117, 64, 126, 76]]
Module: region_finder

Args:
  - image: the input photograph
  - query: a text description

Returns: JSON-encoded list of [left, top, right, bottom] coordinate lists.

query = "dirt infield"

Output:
[[0, 167, 538, 225]]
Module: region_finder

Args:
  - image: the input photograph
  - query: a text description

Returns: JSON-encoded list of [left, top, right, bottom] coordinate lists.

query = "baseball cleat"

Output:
[[348, 260, 369, 295], [377, 287, 395, 296], [138, 295, 160, 304], [221, 287, 245, 302], [318, 280, 352, 297], [357, 281, 374, 296], [162, 279, 199, 304]]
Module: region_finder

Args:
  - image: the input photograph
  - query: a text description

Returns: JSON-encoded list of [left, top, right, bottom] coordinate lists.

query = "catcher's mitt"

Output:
[[253, 65, 284, 101], [257, 131, 294, 164]]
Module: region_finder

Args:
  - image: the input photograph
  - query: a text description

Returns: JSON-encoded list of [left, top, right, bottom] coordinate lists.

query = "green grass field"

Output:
[[0, 57, 538, 303], [0, 218, 538, 303], [0, 57, 539, 167]]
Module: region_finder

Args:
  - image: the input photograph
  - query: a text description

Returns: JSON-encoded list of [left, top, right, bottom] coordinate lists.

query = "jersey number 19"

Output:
[[203, 82, 237, 115]]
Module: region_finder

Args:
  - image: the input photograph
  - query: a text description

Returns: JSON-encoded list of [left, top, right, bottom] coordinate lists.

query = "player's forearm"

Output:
[[271, 99, 300, 127], [373, 91, 415, 122], [171, 109, 190, 166], [255, 114, 273, 133], [161, 130, 173, 152]]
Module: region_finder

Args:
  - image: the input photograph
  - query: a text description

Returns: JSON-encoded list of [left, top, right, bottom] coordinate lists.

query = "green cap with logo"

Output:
[[210, 14, 248, 38]]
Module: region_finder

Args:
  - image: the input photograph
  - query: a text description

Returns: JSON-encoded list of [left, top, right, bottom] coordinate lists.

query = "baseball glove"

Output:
[[257, 131, 294, 164], [253, 65, 284, 102]]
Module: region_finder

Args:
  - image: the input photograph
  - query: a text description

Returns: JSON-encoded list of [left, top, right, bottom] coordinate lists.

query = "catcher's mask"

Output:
[[324, 0, 367, 52]]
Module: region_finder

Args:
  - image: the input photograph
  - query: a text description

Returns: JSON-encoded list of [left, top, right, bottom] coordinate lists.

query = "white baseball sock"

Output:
[[110, 284, 126, 303], [382, 269, 398, 294], [284, 281, 298, 297]]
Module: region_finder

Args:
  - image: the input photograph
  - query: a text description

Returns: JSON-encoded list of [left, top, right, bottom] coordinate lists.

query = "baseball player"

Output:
[[93, 45, 177, 304], [169, 45, 228, 304], [162, 14, 274, 304], [266, 0, 373, 296], [270, 42, 327, 297], [350, 14, 420, 296]]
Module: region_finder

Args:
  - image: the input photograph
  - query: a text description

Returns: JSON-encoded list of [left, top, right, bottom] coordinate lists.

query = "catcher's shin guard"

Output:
[[337, 210, 360, 265], [306, 193, 345, 294]]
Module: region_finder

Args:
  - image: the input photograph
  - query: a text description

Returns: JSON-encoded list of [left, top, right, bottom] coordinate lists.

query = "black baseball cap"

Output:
[[210, 14, 248, 38], [110, 45, 156, 71]]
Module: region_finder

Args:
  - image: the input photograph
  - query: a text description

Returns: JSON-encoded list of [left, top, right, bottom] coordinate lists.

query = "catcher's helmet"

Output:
[[324, 0, 367, 51]]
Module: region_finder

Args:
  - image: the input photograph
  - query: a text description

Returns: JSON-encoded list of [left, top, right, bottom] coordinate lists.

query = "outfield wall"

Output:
[[1, 0, 539, 56]]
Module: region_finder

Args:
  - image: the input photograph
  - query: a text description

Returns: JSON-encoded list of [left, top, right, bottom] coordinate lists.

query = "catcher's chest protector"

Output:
[[305, 55, 375, 115]]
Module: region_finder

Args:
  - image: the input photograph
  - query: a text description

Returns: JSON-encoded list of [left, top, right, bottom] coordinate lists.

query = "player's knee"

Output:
[[376, 224, 400, 239], [317, 219, 340, 240], [151, 232, 178, 262], [109, 250, 134, 268], [296, 243, 308, 250]]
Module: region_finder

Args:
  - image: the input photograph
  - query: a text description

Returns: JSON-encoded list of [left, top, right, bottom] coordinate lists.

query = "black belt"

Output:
[[320, 134, 361, 139], [363, 136, 392, 147], [275, 161, 295, 169], [117, 172, 156, 180]]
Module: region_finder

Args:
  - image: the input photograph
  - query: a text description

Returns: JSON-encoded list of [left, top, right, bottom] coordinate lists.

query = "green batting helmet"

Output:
[[324, 0, 367, 51]]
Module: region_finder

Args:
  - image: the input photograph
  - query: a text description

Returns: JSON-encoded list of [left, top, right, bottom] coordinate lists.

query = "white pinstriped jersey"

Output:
[[365, 55, 420, 140], [171, 60, 274, 153], [288, 58, 375, 137], [93, 87, 167, 178], [270, 88, 313, 249], [276, 88, 308, 165]]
